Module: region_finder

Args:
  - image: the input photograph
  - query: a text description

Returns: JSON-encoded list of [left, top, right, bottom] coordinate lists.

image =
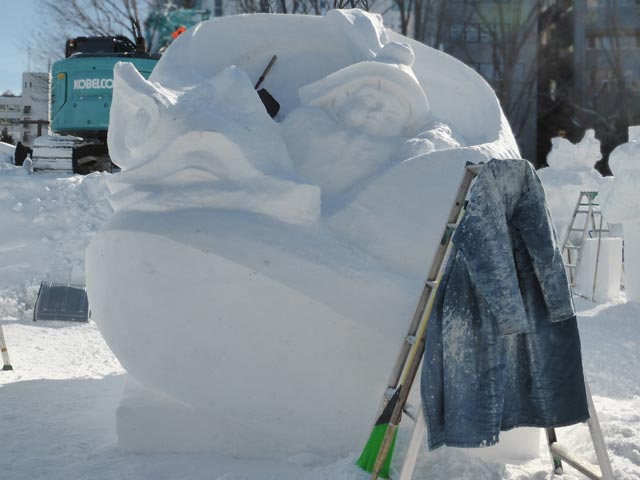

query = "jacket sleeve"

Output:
[[453, 165, 530, 335], [511, 165, 575, 322]]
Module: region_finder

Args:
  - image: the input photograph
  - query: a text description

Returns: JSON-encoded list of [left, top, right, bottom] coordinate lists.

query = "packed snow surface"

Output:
[[1, 10, 640, 480]]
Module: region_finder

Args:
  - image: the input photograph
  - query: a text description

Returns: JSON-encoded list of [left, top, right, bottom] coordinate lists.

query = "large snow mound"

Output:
[[86, 10, 521, 459]]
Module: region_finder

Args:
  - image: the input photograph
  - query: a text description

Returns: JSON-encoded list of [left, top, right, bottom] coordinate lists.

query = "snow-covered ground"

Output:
[[1, 163, 639, 480]]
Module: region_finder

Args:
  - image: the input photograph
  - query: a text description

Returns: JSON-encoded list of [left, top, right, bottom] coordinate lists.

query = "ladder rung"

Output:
[[565, 245, 580, 250], [549, 443, 603, 479], [565, 264, 577, 268], [446, 222, 457, 228], [570, 228, 586, 232], [425, 280, 437, 289], [402, 406, 417, 422]]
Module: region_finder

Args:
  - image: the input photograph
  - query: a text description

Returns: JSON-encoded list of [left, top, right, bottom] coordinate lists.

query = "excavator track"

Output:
[[31, 135, 114, 174]]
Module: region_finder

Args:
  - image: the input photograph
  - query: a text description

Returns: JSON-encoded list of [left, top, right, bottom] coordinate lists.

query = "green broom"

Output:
[[357, 387, 401, 478]]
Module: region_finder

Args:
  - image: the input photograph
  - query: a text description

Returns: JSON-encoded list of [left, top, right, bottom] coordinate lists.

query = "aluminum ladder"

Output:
[[0, 324, 13, 371], [561, 191, 610, 300]]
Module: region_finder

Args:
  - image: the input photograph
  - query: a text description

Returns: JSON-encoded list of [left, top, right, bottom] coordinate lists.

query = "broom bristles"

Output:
[[356, 423, 398, 479]]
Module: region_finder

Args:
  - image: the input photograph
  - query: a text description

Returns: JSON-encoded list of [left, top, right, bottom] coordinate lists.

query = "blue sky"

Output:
[[1, 1, 37, 94]]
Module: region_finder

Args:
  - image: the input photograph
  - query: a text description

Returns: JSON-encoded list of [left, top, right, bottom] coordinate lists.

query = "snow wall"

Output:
[[86, 10, 523, 460]]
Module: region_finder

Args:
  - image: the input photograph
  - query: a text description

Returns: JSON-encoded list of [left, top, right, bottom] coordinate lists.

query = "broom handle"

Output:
[[255, 55, 277, 90]]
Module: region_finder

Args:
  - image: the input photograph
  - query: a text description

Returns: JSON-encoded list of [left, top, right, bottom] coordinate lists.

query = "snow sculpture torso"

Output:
[[86, 10, 520, 459]]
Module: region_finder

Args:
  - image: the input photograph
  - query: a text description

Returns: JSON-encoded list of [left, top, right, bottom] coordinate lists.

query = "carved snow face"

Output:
[[332, 82, 411, 137]]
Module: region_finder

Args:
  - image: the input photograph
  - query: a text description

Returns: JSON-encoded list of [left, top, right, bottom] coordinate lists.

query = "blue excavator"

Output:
[[31, 8, 210, 174]]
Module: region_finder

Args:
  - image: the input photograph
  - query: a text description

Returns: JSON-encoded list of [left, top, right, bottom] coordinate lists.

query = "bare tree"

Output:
[[333, 0, 369, 10], [538, 0, 640, 173], [234, 0, 369, 15], [392, 0, 568, 161], [28, 0, 149, 71], [392, 0, 465, 46], [572, 0, 640, 171]]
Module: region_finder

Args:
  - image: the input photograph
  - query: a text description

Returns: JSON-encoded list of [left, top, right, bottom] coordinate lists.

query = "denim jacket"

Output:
[[421, 158, 589, 450]]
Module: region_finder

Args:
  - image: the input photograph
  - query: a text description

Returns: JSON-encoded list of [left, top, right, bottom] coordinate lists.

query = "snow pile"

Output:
[[600, 126, 640, 301], [86, 10, 520, 459], [538, 129, 604, 237], [0, 167, 112, 320]]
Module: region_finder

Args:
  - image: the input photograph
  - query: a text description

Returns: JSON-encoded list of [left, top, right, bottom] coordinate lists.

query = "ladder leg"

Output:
[[398, 407, 426, 480], [0, 325, 13, 371], [585, 381, 614, 479], [591, 215, 604, 302], [546, 427, 564, 474], [561, 193, 585, 252]]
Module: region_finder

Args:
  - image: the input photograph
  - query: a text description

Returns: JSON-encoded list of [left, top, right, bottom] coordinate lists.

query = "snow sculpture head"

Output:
[[608, 125, 640, 177], [547, 129, 601, 171], [575, 129, 602, 165], [298, 42, 430, 137]]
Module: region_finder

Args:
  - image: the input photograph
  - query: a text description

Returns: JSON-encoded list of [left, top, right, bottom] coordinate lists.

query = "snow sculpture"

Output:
[[600, 126, 640, 301], [86, 10, 522, 460], [539, 129, 603, 238]]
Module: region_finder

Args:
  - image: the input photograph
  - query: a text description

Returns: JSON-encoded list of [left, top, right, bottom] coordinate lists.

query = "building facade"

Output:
[[0, 93, 23, 143], [0, 72, 49, 147], [538, 0, 640, 169], [375, 0, 544, 161]]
